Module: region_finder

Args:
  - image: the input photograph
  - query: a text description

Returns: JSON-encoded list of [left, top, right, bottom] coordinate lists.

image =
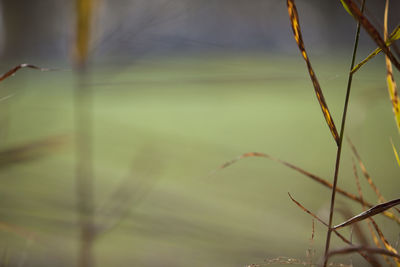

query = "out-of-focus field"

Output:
[[0, 54, 398, 266]]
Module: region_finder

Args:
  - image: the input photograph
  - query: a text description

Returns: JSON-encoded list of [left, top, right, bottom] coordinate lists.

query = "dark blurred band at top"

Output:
[[0, 0, 399, 62]]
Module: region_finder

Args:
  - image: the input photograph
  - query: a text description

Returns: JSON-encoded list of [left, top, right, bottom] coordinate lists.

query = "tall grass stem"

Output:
[[323, 1, 366, 266], [74, 70, 95, 267]]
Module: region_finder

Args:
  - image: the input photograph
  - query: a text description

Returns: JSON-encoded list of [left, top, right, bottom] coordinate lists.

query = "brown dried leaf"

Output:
[[348, 138, 400, 216], [327, 246, 400, 261], [216, 151, 400, 224], [287, 0, 340, 146], [341, 0, 400, 72], [351, 25, 400, 74], [383, 1, 400, 133], [0, 64, 52, 83], [334, 198, 400, 229], [288, 193, 379, 265], [353, 158, 395, 266]]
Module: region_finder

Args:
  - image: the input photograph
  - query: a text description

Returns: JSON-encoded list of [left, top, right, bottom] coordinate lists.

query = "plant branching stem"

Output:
[[323, 1, 366, 266]]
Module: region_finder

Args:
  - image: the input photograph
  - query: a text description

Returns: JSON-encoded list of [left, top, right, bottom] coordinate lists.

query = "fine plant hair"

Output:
[[217, 0, 400, 266]]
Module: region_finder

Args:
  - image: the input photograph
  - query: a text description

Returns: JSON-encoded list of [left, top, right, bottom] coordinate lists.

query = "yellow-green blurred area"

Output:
[[0, 53, 399, 266], [1, 0, 400, 266]]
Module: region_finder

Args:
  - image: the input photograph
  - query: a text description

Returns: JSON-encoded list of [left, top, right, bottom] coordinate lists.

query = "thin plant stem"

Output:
[[323, 1, 366, 266], [74, 0, 95, 266], [75, 69, 95, 267]]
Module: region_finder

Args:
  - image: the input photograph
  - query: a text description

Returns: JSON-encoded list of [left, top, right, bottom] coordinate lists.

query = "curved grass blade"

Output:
[[340, 0, 354, 17], [391, 139, 400, 167], [348, 138, 386, 202], [327, 246, 400, 261], [288, 193, 328, 227], [384, 2, 400, 133], [0, 64, 52, 83], [215, 152, 400, 224], [348, 138, 400, 215], [381, 9, 400, 262], [287, 0, 340, 146], [351, 25, 400, 74], [371, 217, 400, 266], [334, 198, 400, 229], [341, 0, 400, 72], [353, 158, 396, 267], [288, 193, 380, 266]]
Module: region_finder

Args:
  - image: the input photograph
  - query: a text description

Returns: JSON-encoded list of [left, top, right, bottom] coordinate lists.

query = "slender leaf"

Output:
[[349, 138, 400, 213], [334, 198, 400, 229], [371, 218, 400, 266], [327, 246, 400, 260], [0, 64, 52, 83], [339, 0, 354, 17], [353, 159, 393, 266], [341, 0, 400, 72], [382, 5, 400, 265], [383, 3, 400, 133], [391, 139, 400, 167], [216, 151, 400, 224], [287, 0, 340, 146], [351, 25, 400, 74], [348, 138, 386, 203], [288, 193, 379, 266]]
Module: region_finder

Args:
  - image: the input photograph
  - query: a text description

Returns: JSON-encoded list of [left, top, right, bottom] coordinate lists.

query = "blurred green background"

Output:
[[0, 0, 399, 266]]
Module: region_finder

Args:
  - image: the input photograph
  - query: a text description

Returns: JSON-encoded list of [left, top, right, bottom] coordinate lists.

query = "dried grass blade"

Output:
[[334, 198, 400, 229], [216, 151, 400, 224], [349, 138, 400, 213], [370, 218, 400, 266], [219, 152, 353, 200], [288, 193, 328, 227], [384, 2, 400, 133], [342, 0, 400, 72], [369, 220, 392, 266], [351, 25, 400, 74], [288, 193, 379, 265], [348, 138, 386, 203], [391, 139, 400, 167], [0, 64, 52, 83], [327, 246, 400, 260], [353, 158, 394, 266], [287, 0, 340, 145]]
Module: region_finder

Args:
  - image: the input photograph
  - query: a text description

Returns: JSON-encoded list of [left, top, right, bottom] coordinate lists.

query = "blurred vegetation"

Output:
[[0, 53, 398, 266], [0, 0, 399, 266]]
